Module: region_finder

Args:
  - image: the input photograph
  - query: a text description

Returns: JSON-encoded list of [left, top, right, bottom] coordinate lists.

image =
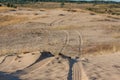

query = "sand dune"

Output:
[[0, 51, 89, 80], [0, 51, 41, 73]]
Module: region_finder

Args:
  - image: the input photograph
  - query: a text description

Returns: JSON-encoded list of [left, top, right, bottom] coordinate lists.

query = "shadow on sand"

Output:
[[0, 71, 20, 80], [12, 51, 54, 76], [59, 53, 77, 80]]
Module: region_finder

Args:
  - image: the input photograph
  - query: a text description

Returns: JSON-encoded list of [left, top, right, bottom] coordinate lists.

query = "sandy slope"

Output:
[[0, 51, 89, 80]]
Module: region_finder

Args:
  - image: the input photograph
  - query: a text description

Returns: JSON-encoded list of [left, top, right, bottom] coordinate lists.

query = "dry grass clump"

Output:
[[86, 4, 120, 15], [0, 15, 27, 26], [107, 15, 120, 20], [113, 34, 120, 39], [105, 25, 120, 33], [82, 43, 120, 56], [111, 32, 120, 39], [93, 18, 117, 22], [0, 45, 41, 56], [102, 25, 120, 39], [0, 6, 15, 12], [64, 9, 79, 12], [16, 2, 93, 9], [89, 12, 96, 15]]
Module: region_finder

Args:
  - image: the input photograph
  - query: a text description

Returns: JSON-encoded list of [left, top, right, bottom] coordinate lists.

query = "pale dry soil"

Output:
[[0, 7, 120, 80]]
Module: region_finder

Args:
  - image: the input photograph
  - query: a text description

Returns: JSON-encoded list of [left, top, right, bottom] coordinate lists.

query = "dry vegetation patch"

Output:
[[0, 6, 15, 12], [105, 25, 120, 33], [86, 4, 120, 15], [0, 15, 27, 26], [83, 43, 120, 56], [107, 15, 120, 20]]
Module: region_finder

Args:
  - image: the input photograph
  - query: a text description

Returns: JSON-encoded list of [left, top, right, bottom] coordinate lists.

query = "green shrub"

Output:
[[60, 1, 65, 8], [6, 3, 17, 8], [0, 4, 2, 7], [7, 3, 11, 7]]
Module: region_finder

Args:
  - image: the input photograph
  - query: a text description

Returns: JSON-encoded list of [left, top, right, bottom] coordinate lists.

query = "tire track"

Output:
[[59, 30, 69, 54], [58, 30, 80, 80], [73, 30, 88, 80], [73, 62, 82, 80], [49, 13, 77, 26], [27, 58, 69, 80], [75, 30, 83, 58], [78, 61, 89, 80], [72, 30, 85, 80], [0, 55, 16, 71], [21, 57, 55, 78], [58, 30, 70, 80], [66, 30, 84, 80], [0, 55, 7, 64], [4, 52, 41, 72]]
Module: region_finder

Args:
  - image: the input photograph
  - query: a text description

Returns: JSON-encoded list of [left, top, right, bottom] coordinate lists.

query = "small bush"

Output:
[[7, 3, 11, 7], [13, 5, 17, 8], [0, 4, 2, 7], [6, 3, 17, 8], [90, 12, 96, 15], [109, 4, 120, 8], [60, 1, 65, 8]]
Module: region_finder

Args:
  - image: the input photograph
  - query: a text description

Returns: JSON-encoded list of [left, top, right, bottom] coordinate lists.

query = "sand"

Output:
[[83, 52, 120, 80], [0, 6, 120, 80]]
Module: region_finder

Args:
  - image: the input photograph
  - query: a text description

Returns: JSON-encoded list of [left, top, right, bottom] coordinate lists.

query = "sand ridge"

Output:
[[0, 51, 89, 80]]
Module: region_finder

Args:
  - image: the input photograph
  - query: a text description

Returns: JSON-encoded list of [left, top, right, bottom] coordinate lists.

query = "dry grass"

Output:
[[105, 25, 120, 33], [112, 33, 120, 39], [16, 2, 93, 9], [82, 43, 120, 56], [0, 46, 41, 56], [0, 7, 28, 26], [0, 6, 15, 12], [86, 4, 120, 15], [0, 15, 28, 27], [83, 25, 120, 56], [107, 15, 120, 20]]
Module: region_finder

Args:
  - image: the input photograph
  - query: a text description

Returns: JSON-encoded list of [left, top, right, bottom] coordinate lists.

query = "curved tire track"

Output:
[[49, 13, 77, 26], [59, 30, 69, 54], [0, 55, 7, 64], [75, 30, 83, 58], [6, 52, 41, 72], [73, 31, 88, 80], [21, 57, 55, 78], [0, 56, 16, 71]]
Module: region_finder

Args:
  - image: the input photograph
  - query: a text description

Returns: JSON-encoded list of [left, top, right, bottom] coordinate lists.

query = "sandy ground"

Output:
[[0, 7, 120, 80], [83, 52, 120, 80], [0, 8, 120, 55]]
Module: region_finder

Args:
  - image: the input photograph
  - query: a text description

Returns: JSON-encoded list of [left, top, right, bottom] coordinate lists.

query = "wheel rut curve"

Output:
[[62, 30, 88, 80], [0, 55, 16, 71]]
